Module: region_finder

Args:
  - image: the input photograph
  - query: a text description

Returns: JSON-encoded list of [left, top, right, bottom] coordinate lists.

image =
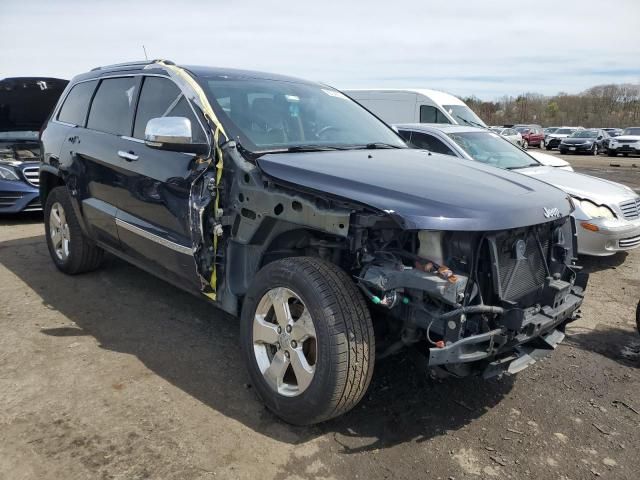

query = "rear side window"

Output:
[[410, 132, 455, 156], [133, 76, 205, 142], [57, 81, 97, 126], [87, 77, 139, 136], [419, 105, 450, 124]]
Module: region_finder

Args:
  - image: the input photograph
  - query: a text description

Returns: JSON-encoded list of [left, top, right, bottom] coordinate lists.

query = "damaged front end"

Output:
[[355, 217, 588, 378]]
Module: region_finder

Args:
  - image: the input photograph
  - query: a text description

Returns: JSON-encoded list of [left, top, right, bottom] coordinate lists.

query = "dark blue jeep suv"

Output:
[[39, 60, 587, 425]]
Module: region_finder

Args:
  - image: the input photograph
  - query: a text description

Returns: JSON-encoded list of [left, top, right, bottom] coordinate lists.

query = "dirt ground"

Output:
[[1, 152, 639, 480]]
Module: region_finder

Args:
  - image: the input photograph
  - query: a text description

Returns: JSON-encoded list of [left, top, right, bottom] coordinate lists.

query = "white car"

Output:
[[545, 127, 578, 150], [396, 123, 640, 256], [608, 127, 640, 157], [526, 150, 573, 171], [490, 127, 523, 147]]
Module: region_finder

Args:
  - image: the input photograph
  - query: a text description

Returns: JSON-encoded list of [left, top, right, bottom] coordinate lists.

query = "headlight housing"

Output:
[[0, 165, 20, 181], [573, 197, 615, 219]]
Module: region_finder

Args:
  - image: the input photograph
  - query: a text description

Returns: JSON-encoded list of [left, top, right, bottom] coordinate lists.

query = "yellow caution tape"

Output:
[[154, 61, 228, 300]]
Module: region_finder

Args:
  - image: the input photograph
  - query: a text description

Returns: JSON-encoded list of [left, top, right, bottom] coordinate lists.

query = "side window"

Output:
[[57, 81, 98, 126], [419, 105, 450, 124], [410, 132, 455, 156], [398, 129, 412, 143], [133, 76, 206, 142], [87, 77, 139, 136]]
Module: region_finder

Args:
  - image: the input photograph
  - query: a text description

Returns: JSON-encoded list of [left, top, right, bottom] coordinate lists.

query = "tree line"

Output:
[[463, 83, 640, 128]]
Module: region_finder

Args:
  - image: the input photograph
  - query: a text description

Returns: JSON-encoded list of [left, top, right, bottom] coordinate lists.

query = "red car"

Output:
[[514, 124, 545, 149]]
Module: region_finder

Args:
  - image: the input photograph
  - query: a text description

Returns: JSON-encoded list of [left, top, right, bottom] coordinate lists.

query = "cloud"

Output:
[[1, 0, 639, 99]]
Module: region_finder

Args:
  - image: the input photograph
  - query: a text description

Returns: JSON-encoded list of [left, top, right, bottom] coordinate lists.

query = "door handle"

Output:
[[117, 150, 139, 162]]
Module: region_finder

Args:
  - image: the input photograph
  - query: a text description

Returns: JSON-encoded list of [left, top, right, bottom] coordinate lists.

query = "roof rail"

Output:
[[90, 59, 175, 72]]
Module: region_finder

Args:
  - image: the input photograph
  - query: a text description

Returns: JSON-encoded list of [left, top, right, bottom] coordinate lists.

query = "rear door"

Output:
[[113, 75, 208, 288], [70, 76, 141, 248]]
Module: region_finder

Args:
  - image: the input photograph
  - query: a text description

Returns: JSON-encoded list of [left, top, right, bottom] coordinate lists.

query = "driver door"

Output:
[[114, 75, 209, 289]]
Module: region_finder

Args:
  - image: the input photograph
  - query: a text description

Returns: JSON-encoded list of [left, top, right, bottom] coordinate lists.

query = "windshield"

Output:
[[442, 105, 486, 127], [515, 127, 530, 133], [544, 127, 558, 134], [623, 127, 640, 136], [555, 128, 576, 135], [570, 130, 597, 138], [200, 77, 406, 153], [447, 131, 540, 169]]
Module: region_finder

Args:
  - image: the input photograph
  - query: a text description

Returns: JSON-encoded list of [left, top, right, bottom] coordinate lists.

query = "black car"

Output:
[[1, 77, 67, 213], [39, 60, 587, 425], [559, 129, 609, 155]]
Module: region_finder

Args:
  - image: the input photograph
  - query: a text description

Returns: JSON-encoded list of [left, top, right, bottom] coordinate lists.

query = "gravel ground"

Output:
[[1, 153, 639, 480]]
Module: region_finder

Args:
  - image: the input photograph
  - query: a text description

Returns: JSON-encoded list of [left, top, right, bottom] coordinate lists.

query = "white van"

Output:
[[343, 88, 487, 127]]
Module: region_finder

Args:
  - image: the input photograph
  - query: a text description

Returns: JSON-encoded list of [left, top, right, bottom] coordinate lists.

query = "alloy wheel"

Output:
[[49, 202, 70, 261], [252, 287, 317, 397]]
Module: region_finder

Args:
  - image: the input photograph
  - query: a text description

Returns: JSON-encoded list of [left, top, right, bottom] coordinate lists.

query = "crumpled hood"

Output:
[[519, 165, 638, 205], [257, 149, 572, 231], [526, 150, 571, 168]]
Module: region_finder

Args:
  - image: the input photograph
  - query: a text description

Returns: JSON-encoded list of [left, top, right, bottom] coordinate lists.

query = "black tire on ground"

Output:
[[623, 153, 629, 157], [240, 256, 375, 425], [44, 186, 104, 274], [560, 150, 568, 155], [546, 145, 552, 151], [608, 151, 617, 157]]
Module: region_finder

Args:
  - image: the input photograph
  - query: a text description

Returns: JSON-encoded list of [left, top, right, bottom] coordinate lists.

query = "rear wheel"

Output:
[[608, 150, 617, 157], [523, 140, 528, 149], [240, 257, 374, 425], [546, 145, 552, 150], [540, 139, 546, 149], [45, 187, 104, 274]]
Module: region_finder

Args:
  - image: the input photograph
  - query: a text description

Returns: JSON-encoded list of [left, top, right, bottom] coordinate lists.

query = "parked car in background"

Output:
[[544, 127, 560, 135], [546, 127, 578, 150], [489, 126, 523, 147], [0, 77, 68, 213], [39, 60, 588, 425], [559, 129, 609, 155], [602, 128, 623, 137], [513, 124, 545, 148], [344, 88, 487, 127], [608, 127, 640, 157], [396, 123, 640, 256]]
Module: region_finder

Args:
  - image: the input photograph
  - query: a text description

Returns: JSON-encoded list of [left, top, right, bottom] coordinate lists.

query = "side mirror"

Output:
[[144, 117, 208, 154]]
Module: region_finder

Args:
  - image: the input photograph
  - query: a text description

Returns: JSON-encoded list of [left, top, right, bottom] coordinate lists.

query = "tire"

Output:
[[539, 139, 545, 149], [44, 186, 104, 274], [240, 256, 374, 425], [623, 153, 629, 157], [559, 149, 567, 155], [523, 140, 528, 149], [593, 145, 599, 156], [608, 150, 617, 157], [546, 145, 552, 151]]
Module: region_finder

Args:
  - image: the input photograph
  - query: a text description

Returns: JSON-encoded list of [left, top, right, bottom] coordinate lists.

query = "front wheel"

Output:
[[44, 187, 104, 274], [241, 257, 375, 425], [608, 150, 617, 157], [523, 140, 528, 149], [593, 145, 599, 156], [539, 139, 545, 149]]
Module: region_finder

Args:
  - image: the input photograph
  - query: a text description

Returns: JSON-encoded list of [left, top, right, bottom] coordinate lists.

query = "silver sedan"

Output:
[[396, 123, 640, 256]]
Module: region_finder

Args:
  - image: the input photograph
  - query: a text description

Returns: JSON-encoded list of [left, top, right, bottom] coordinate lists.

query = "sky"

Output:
[[1, 0, 639, 100]]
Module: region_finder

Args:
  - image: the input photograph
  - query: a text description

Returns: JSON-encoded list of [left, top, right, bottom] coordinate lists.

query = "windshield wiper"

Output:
[[286, 145, 348, 152], [455, 115, 487, 129], [506, 163, 540, 170], [350, 142, 402, 150]]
